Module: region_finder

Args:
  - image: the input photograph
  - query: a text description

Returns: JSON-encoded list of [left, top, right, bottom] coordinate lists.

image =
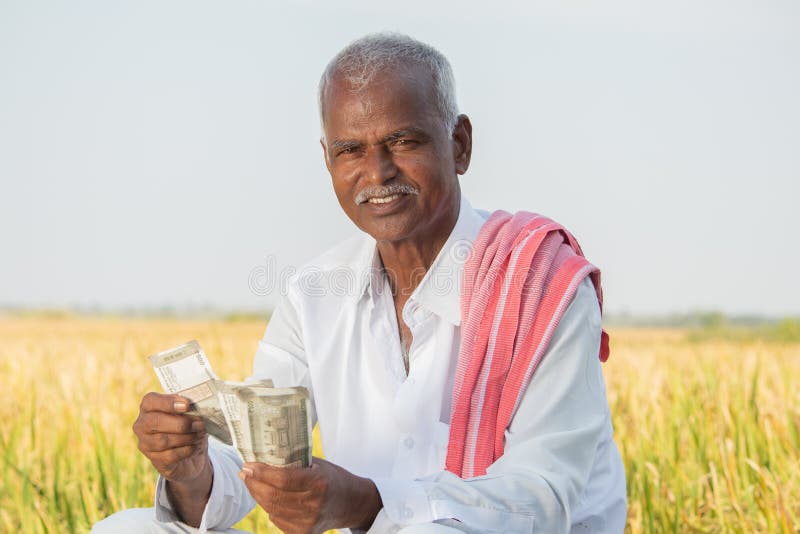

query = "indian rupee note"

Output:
[[236, 386, 312, 468], [214, 380, 273, 462], [148, 340, 232, 445]]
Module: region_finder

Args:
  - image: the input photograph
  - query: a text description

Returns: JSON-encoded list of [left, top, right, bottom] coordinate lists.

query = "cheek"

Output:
[[330, 167, 355, 194], [332, 183, 352, 212], [396, 155, 437, 184], [330, 160, 361, 185], [331, 178, 360, 219]]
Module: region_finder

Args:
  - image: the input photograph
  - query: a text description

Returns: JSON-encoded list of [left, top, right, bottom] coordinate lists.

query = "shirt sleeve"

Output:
[[153, 438, 256, 532], [248, 288, 317, 424], [371, 277, 614, 533], [153, 290, 311, 532]]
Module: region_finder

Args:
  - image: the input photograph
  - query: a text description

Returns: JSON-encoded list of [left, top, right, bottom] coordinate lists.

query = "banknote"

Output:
[[149, 340, 310, 467], [148, 340, 232, 445], [237, 386, 312, 467], [215, 379, 274, 461]]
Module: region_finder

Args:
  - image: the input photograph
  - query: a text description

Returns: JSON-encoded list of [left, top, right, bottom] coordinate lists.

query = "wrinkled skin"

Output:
[[132, 392, 212, 526], [238, 458, 382, 533]]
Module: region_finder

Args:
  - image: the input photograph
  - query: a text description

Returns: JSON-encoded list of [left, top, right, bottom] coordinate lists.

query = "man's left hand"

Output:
[[239, 457, 382, 534]]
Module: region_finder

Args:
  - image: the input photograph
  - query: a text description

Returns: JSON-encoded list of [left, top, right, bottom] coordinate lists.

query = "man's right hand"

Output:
[[133, 392, 213, 527], [133, 392, 209, 482]]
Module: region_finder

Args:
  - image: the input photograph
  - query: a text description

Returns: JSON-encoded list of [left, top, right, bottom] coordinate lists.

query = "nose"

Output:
[[363, 145, 398, 184]]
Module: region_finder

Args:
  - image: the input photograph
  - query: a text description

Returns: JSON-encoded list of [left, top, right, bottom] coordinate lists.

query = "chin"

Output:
[[358, 219, 415, 243]]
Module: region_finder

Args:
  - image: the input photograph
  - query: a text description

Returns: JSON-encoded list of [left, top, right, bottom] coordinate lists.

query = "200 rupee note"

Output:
[[148, 340, 233, 445]]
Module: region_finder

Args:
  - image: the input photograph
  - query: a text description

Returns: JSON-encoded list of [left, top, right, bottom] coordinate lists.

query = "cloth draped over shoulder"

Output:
[[445, 210, 610, 479]]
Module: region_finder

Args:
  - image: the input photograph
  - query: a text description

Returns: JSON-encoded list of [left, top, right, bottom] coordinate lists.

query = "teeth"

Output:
[[367, 194, 401, 204]]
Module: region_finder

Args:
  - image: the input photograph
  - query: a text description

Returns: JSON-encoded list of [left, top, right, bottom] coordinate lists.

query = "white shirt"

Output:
[[155, 197, 627, 533]]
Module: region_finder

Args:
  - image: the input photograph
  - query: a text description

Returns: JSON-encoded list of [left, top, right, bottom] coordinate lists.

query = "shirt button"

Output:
[[404, 436, 415, 449], [401, 506, 414, 519]]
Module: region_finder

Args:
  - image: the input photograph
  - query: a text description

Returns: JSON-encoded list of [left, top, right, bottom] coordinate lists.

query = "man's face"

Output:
[[320, 63, 470, 245]]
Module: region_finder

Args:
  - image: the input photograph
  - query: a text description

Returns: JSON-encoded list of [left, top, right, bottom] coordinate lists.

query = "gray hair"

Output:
[[318, 32, 459, 136]]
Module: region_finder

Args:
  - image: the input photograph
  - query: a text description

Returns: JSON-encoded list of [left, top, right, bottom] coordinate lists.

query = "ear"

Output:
[[320, 138, 332, 174], [452, 114, 473, 175]]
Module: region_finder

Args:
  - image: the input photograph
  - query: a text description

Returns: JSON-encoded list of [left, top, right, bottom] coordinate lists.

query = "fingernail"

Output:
[[174, 401, 188, 412], [191, 421, 204, 432], [239, 467, 253, 480]]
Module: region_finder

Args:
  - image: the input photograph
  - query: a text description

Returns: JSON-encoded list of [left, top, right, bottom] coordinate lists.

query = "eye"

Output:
[[336, 146, 360, 157], [391, 138, 417, 149]]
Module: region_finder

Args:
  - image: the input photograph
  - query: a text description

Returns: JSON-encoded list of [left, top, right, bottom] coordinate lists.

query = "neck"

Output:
[[377, 210, 459, 300]]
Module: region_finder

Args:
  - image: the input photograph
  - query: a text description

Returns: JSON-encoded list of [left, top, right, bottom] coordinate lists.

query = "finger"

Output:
[[140, 392, 192, 414], [145, 412, 201, 435], [242, 477, 313, 514], [269, 509, 318, 534], [308, 457, 328, 468], [242, 462, 312, 491], [150, 442, 206, 469], [139, 430, 206, 453]]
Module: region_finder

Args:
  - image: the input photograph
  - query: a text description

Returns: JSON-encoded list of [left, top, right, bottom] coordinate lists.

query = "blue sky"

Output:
[[1, 0, 798, 315]]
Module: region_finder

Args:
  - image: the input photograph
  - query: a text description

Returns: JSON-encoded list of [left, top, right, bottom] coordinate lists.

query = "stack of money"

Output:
[[149, 340, 312, 468]]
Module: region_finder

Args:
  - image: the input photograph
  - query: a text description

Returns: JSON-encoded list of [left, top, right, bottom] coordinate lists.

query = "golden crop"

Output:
[[1, 317, 798, 532]]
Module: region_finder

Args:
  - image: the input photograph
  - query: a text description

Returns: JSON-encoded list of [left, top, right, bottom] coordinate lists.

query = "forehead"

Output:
[[322, 63, 440, 138]]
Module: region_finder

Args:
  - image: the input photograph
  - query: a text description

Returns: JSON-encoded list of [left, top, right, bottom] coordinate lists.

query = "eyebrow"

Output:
[[329, 127, 431, 153], [329, 139, 362, 153], [380, 127, 430, 144]]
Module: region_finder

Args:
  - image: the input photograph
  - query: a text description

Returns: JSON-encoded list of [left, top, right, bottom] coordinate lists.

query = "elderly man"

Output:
[[94, 33, 626, 533]]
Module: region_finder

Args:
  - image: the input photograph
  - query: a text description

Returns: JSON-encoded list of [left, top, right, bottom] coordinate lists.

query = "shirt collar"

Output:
[[359, 195, 488, 326]]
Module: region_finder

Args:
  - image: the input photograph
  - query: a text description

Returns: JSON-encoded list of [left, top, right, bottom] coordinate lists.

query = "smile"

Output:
[[366, 194, 403, 204], [356, 186, 418, 205]]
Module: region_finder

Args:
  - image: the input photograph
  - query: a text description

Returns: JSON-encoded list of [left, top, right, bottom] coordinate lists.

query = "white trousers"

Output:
[[90, 508, 247, 534], [91, 508, 464, 534]]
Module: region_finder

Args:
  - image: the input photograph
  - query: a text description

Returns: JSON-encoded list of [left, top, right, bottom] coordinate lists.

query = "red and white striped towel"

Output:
[[445, 210, 610, 479]]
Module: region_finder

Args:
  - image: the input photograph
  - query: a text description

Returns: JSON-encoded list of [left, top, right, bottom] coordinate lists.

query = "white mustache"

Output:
[[355, 184, 419, 205]]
